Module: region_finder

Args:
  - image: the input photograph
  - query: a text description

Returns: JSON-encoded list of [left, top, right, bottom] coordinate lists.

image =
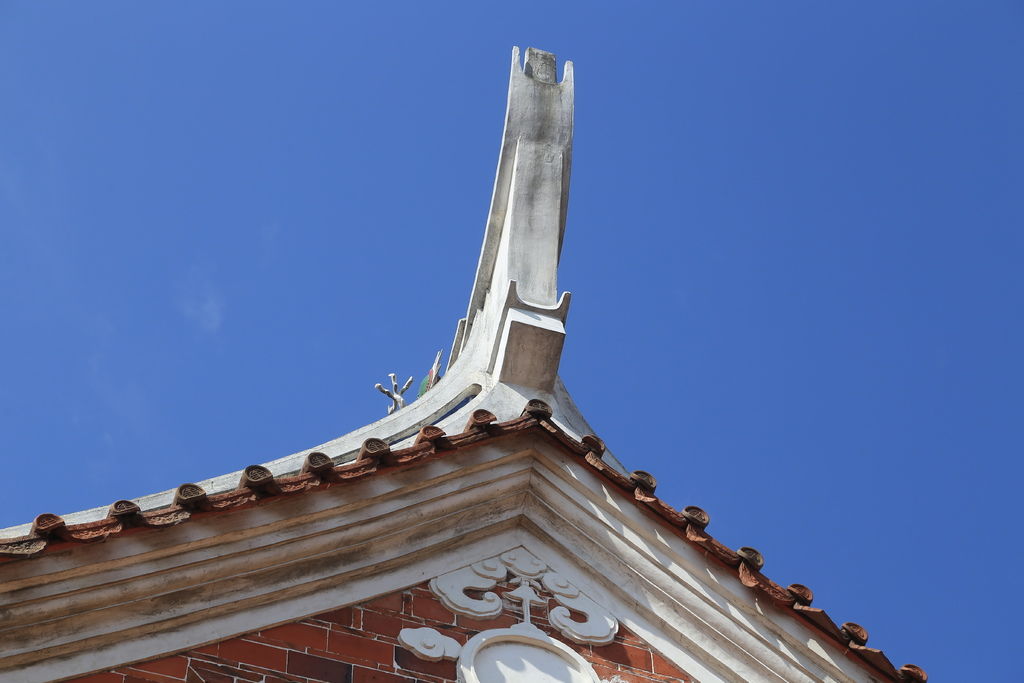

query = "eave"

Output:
[[0, 399, 925, 683]]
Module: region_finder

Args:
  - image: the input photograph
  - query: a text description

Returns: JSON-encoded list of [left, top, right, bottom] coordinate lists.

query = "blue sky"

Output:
[[2, 2, 1021, 679]]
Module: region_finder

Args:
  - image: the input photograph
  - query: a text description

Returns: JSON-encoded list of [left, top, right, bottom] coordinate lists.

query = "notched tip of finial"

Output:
[[524, 47, 557, 84], [513, 46, 569, 84]]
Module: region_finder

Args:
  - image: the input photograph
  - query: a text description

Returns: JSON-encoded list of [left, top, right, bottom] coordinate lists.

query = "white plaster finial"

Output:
[[2, 47, 627, 537], [214, 45, 626, 503], [449, 45, 575, 386]]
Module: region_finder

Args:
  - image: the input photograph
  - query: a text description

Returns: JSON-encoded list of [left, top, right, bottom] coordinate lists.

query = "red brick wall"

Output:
[[69, 581, 692, 683]]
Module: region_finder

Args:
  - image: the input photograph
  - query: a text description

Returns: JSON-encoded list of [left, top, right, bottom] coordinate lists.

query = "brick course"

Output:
[[67, 581, 692, 683]]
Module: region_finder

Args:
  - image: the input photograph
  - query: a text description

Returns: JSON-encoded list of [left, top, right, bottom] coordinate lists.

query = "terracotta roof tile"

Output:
[[0, 398, 925, 681], [174, 483, 210, 510]]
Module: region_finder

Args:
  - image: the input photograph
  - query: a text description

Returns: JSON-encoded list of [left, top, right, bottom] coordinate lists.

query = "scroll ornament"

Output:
[[400, 546, 617, 682], [414, 546, 618, 648]]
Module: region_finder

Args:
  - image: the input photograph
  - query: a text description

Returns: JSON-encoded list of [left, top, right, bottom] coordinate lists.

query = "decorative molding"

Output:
[[428, 557, 508, 619], [404, 546, 614, 681], [544, 571, 618, 646], [397, 627, 461, 662], [424, 545, 619, 647], [499, 547, 546, 578], [407, 545, 609, 681]]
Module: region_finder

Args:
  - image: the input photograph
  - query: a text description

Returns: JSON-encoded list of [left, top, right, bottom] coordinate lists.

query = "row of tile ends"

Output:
[[0, 398, 925, 682]]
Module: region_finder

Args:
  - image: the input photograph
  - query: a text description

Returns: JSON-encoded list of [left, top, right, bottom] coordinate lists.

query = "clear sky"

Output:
[[2, 2, 1021, 679]]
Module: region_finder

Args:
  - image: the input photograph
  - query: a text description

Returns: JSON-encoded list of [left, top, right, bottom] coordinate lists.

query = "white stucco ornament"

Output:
[[543, 571, 619, 645], [428, 546, 618, 646], [401, 543, 614, 683], [500, 548, 546, 578], [428, 557, 509, 619], [398, 627, 461, 662], [424, 543, 621, 652]]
